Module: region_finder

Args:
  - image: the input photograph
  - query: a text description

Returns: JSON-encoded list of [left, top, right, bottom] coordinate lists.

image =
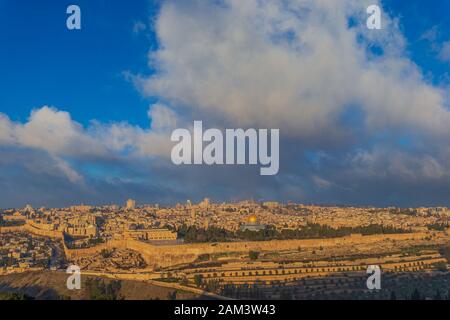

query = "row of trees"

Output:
[[85, 278, 122, 300], [0, 217, 25, 227], [427, 223, 449, 231], [0, 292, 33, 300], [177, 223, 409, 243], [191, 274, 221, 292], [404, 288, 450, 300]]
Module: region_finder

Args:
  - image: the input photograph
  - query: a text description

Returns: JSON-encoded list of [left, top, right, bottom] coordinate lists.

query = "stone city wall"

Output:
[[64, 232, 430, 268], [0, 221, 64, 239], [24, 221, 64, 239], [0, 221, 435, 269]]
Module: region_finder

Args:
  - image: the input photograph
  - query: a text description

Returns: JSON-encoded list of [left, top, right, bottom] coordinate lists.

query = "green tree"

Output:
[[411, 288, 421, 300], [100, 249, 112, 259], [204, 279, 221, 293], [167, 291, 177, 300], [249, 251, 260, 260], [433, 290, 442, 300], [0, 292, 33, 300], [279, 289, 293, 300], [390, 291, 397, 300], [85, 278, 122, 300], [194, 274, 204, 288]]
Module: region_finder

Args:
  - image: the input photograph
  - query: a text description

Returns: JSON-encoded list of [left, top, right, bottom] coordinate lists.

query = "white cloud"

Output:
[[133, 21, 147, 34], [420, 26, 439, 42], [349, 147, 450, 181], [149, 103, 178, 131], [439, 41, 450, 62], [51, 156, 84, 184], [0, 105, 178, 184], [14, 107, 105, 158], [0, 114, 15, 144], [136, 0, 449, 140], [0, 105, 176, 159]]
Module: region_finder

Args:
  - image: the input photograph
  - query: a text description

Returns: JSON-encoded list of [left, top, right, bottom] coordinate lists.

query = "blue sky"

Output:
[[0, 0, 449, 208], [383, 0, 450, 84], [0, 0, 159, 127], [1, 0, 447, 126]]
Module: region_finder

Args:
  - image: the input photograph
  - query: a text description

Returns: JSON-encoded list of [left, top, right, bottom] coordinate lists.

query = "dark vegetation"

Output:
[[85, 278, 122, 300], [177, 223, 409, 243], [0, 292, 33, 300]]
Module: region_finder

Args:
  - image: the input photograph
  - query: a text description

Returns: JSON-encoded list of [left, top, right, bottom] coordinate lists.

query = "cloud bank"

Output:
[[1, 0, 449, 207]]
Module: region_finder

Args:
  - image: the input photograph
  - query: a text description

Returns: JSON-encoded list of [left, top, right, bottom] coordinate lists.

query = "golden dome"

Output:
[[247, 215, 258, 224]]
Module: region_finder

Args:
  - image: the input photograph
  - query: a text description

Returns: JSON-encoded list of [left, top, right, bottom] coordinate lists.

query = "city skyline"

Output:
[[3, 198, 450, 211], [1, 0, 450, 208], [1, 197, 449, 300]]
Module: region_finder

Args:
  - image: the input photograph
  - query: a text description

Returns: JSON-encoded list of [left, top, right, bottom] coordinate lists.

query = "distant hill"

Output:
[[0, 271, 201, 300]]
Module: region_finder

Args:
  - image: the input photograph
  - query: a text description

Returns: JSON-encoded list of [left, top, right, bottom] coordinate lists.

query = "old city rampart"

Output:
[[0, 221, 439, 268], [63, 232, 432, 268]]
